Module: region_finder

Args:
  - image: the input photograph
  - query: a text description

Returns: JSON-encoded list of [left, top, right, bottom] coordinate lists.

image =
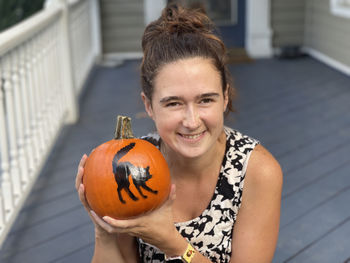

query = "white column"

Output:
[[245, 0, 273, 58], [144, 0, 167, 25], [89, 0, 102, 60]]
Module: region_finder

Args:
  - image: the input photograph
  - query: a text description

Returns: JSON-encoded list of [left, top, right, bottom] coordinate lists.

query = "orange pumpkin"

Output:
[[83, 116, 171, 219]]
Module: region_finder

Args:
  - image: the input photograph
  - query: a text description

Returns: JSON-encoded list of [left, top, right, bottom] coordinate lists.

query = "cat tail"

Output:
[[112, 142, 136, 173]]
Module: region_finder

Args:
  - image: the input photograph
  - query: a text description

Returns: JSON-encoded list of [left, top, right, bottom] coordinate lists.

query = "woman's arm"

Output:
[[116, 234, 140, 263], [89, 211, 140, 263], [230, 144, 283, 263], [91, 233, 123, 263]]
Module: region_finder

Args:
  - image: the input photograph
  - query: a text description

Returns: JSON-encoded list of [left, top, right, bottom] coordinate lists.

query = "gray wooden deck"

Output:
[[1, 56, 350, 263]]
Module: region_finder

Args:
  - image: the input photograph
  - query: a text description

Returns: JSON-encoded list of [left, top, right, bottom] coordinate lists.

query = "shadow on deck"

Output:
[[1, 57, 350, 263]]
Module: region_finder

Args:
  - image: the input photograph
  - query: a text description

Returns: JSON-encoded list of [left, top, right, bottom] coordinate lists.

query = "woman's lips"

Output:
[[177, 131, 206, 142]]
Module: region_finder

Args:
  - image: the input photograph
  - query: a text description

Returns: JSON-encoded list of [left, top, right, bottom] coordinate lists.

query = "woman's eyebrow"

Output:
[[159, 93, 220, 103], [197, 92, 220, 99], [159, 96, 182, 103]]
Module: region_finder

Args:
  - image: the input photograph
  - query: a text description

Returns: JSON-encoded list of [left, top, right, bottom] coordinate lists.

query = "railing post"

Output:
[[45, 0, 79, 123]]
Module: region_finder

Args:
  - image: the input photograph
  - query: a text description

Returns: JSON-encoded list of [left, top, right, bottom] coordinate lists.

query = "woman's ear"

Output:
[[223, 85, 229, 112], [141, 92, 154, 119]]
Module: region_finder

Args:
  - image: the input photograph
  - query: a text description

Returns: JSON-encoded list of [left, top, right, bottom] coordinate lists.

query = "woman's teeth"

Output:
[[182, 133, 203, 139]]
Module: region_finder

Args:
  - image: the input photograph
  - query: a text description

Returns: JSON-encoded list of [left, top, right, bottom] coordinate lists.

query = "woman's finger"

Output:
[[75, 166, 84, 191], [75, 154, 87, 190], [102, 216, 136, 230], [92, 212, 123, 234], [78, 183, 92, 212]]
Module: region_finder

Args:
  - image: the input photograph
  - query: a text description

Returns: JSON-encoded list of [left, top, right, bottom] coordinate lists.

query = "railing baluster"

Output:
[[53, 23, 66, 126], [11, 51, 28, 193], [0, 64, 13, 221], [42, 28, 52, 145], [19, 43, 34, 184], [45, 27, 55, 141], [2, 55, 21, 204], [26, 41, 40, 167], [37, 31, 49, 148], [33, 34, 46, 157], [32, 38, 45, 164]]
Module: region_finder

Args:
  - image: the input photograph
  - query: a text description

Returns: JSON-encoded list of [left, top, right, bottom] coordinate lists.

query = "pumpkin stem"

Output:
[[114, 115, 135, 139]]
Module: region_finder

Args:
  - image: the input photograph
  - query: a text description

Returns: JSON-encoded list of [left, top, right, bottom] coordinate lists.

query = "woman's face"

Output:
[[142, 57, 228, 159]]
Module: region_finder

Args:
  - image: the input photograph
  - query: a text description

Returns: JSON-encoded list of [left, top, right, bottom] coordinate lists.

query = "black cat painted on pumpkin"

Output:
[[112, 142, 158, 204]]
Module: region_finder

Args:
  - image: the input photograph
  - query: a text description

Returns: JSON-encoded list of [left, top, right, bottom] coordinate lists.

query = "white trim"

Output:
[[245, 0, 273, 58], [302, 46, 350, 77], [330, 0, 350, 18]]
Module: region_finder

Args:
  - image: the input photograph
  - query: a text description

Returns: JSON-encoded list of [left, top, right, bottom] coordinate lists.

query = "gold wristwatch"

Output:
[[165, 243, 196, 263]]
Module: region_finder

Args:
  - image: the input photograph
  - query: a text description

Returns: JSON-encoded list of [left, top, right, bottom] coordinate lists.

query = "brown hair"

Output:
[[140, 4, 235, 115]]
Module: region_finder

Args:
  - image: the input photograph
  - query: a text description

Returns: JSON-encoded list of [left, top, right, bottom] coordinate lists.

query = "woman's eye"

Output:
[[200, 98, 213, 104], [165, 101, 181, 107]]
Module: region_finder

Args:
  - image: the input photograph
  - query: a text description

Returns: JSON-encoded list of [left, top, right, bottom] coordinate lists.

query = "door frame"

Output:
[[143, 0, 273, 58]]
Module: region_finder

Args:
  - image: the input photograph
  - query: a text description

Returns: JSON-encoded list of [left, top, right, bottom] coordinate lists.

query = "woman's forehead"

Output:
[[154, 57, 220, 87], [157, 57, 217, 74]]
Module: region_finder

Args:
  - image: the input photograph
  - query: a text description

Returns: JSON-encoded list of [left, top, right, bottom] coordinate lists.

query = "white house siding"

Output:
[[271, 0, 306, 47], [304, 0, 350, 68], [99, 0, 144, 54]]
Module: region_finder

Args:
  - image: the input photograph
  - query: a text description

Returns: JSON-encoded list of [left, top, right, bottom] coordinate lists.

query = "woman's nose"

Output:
[[182, 105, 200, 129]]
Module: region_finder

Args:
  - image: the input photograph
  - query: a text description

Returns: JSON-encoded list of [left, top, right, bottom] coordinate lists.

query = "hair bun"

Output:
[[161, 4, 212, 35]]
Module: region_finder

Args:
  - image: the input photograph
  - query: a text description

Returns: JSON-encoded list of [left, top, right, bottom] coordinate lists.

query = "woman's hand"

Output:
[[97, 184, 179, 250]]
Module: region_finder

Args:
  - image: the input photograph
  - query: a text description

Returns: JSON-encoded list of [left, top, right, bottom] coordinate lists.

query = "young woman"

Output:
[[75, 4, 283, 263]]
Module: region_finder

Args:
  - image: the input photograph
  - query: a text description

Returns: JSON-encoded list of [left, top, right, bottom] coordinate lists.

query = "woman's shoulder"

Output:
[[222, 126, 281, 186], [245, 144, 283, 194]]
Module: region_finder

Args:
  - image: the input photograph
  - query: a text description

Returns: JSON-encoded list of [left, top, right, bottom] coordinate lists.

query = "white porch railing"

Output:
[[0, 0, 101, 247]]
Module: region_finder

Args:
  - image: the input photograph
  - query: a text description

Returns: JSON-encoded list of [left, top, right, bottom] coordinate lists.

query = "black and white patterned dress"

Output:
[[138, 127, 259, 262]]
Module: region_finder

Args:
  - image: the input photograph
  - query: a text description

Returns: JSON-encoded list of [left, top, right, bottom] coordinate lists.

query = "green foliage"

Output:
[[0, 0, 45, 33]]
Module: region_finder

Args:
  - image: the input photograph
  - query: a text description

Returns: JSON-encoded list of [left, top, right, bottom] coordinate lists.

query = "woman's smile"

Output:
[[177, 130, 206, 143]]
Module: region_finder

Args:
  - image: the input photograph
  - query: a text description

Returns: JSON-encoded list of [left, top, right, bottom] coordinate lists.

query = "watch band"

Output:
[[165, 243, 196, 263], [182, 243, 196, 262]]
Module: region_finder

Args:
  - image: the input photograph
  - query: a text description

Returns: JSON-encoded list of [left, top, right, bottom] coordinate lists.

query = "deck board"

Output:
[[286, 218, 350, 263], [280, 162, 350, 227], [1, 57, 350, 262], [273, 187, 350, 263]]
